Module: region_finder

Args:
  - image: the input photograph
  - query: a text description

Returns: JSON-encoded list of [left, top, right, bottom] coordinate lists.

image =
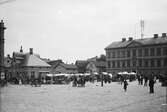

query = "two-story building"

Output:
[[105, 33, 167, 76]]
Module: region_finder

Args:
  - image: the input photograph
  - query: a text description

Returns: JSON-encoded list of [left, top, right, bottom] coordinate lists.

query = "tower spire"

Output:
[[20, 46, 23, 53]]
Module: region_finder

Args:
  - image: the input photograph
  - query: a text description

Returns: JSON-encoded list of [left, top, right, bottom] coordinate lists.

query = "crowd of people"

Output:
[[72, 76, 86, 87], [1, 72, 166, 95], [122, 74, 163, 94]]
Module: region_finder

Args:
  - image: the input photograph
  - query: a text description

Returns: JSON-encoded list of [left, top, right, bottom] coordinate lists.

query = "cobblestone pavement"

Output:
[[1, 81, 167, 112]]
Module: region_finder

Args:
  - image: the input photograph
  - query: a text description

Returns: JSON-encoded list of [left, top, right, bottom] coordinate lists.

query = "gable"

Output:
[[86, 62, 97, 70], [23, 54, 51, 67], [53, 65, 66, 73], [56, 65, 66, 70], [126, 41, 142, 48]]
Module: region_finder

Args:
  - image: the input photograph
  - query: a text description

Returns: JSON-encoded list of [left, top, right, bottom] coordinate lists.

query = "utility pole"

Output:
[[100, 70, 103, 87], [140, 20, 144, 39]]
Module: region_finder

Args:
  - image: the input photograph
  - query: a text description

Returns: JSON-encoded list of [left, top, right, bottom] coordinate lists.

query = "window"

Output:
[[127, 50, 130, 57], [144, 60, 149, 67], [164, 58, 167, 66], [138, 59, 142, 67], [144, 48, 149, 56], [31, 71, 35, 75], [112, 51, 115, 58], [127, 60, 130, 67], [117, 61, 120, 68], [107, 52, 110, 58], [156, 48, 161, 56], [31, 71, 35, 78], [138, 49, 142, 57], [150, 48, 155, 56], [117, 51, 120, 58], [108, 61, 111, 68], [132, 61, 136, 67], [157, 59, 161, 67], [112, 61, 115, 68], [163, 47, 167, 55], [151, 60, 155, 67], [122, 61, 125, 67], [122, 51, 125, 58], [132, 49, 136, 57]]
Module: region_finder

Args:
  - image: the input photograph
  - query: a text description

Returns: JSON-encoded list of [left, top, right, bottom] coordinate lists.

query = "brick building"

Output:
[[105, 33, 167, 76]]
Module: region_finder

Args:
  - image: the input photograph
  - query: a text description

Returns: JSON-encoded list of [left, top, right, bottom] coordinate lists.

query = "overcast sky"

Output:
[[0, 0, 167, 63]]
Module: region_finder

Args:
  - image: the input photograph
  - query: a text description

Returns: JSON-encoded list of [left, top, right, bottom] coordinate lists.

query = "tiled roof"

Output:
[[22, 54, 51, 67], [136, 37, 167, 45], [105, 41, 132, 49], [60, 63, 77, 69], [105, 37, 167, 49], [13, 52, 50, 67], [48, 60, 63, 66], [75, 60, 88, 67]]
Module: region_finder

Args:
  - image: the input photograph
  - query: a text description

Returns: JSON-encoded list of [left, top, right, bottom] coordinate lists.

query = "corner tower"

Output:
[[0, 20, 6, 76]]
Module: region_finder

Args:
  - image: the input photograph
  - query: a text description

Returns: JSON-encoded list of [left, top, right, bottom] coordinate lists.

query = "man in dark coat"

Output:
[[123, 80, 128, 92], [149, 78, 155, 93], [144, 76, 148, 86]]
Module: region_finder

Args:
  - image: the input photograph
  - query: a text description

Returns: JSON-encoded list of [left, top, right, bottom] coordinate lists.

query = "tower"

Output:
[[0, 20, 6, 78]]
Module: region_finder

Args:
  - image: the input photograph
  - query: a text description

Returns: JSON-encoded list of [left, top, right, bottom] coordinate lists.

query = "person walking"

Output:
[[123, 80, 128, 92], [137, 74, 140, 85], [19, 78, 22, 85], [72, 76, 77, 87], [144, 76, 148, 86], [149, 77, 155, 93], [140, 75, 143, 85]]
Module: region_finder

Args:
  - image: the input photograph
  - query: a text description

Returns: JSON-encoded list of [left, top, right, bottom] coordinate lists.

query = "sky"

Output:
[[0, 0, 167, 63]]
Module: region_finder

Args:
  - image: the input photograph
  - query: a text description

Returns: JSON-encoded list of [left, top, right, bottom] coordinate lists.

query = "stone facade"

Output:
[[105, 33, 167, 76]]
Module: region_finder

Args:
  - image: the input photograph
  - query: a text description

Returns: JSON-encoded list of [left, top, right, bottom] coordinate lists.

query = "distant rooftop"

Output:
[[13, 48, 50, 67], [105, 33, 167, 49], [59, 63, 77, 69]]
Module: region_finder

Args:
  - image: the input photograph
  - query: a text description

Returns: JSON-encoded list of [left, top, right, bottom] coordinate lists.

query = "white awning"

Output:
[[46, 74, 53, 77], [129, 72, 136, 75], [102, 72, 108, 75]]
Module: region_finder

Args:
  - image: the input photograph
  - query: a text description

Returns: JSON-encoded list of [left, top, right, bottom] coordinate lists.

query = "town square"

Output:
[[1, 81, 166, 112], [0, 0, 167, 112]]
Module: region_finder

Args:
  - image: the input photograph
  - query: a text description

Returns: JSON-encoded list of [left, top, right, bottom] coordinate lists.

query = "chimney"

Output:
[[7, 54, 10, 58], [122, 38, 126, 42], [153, 34, 158, 38], [162, 33, 166, 38], [29, 48, 33, 54], [128, 37, 133, 41], [0, 20, 5, 28], [20, 46, 23, 53]]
